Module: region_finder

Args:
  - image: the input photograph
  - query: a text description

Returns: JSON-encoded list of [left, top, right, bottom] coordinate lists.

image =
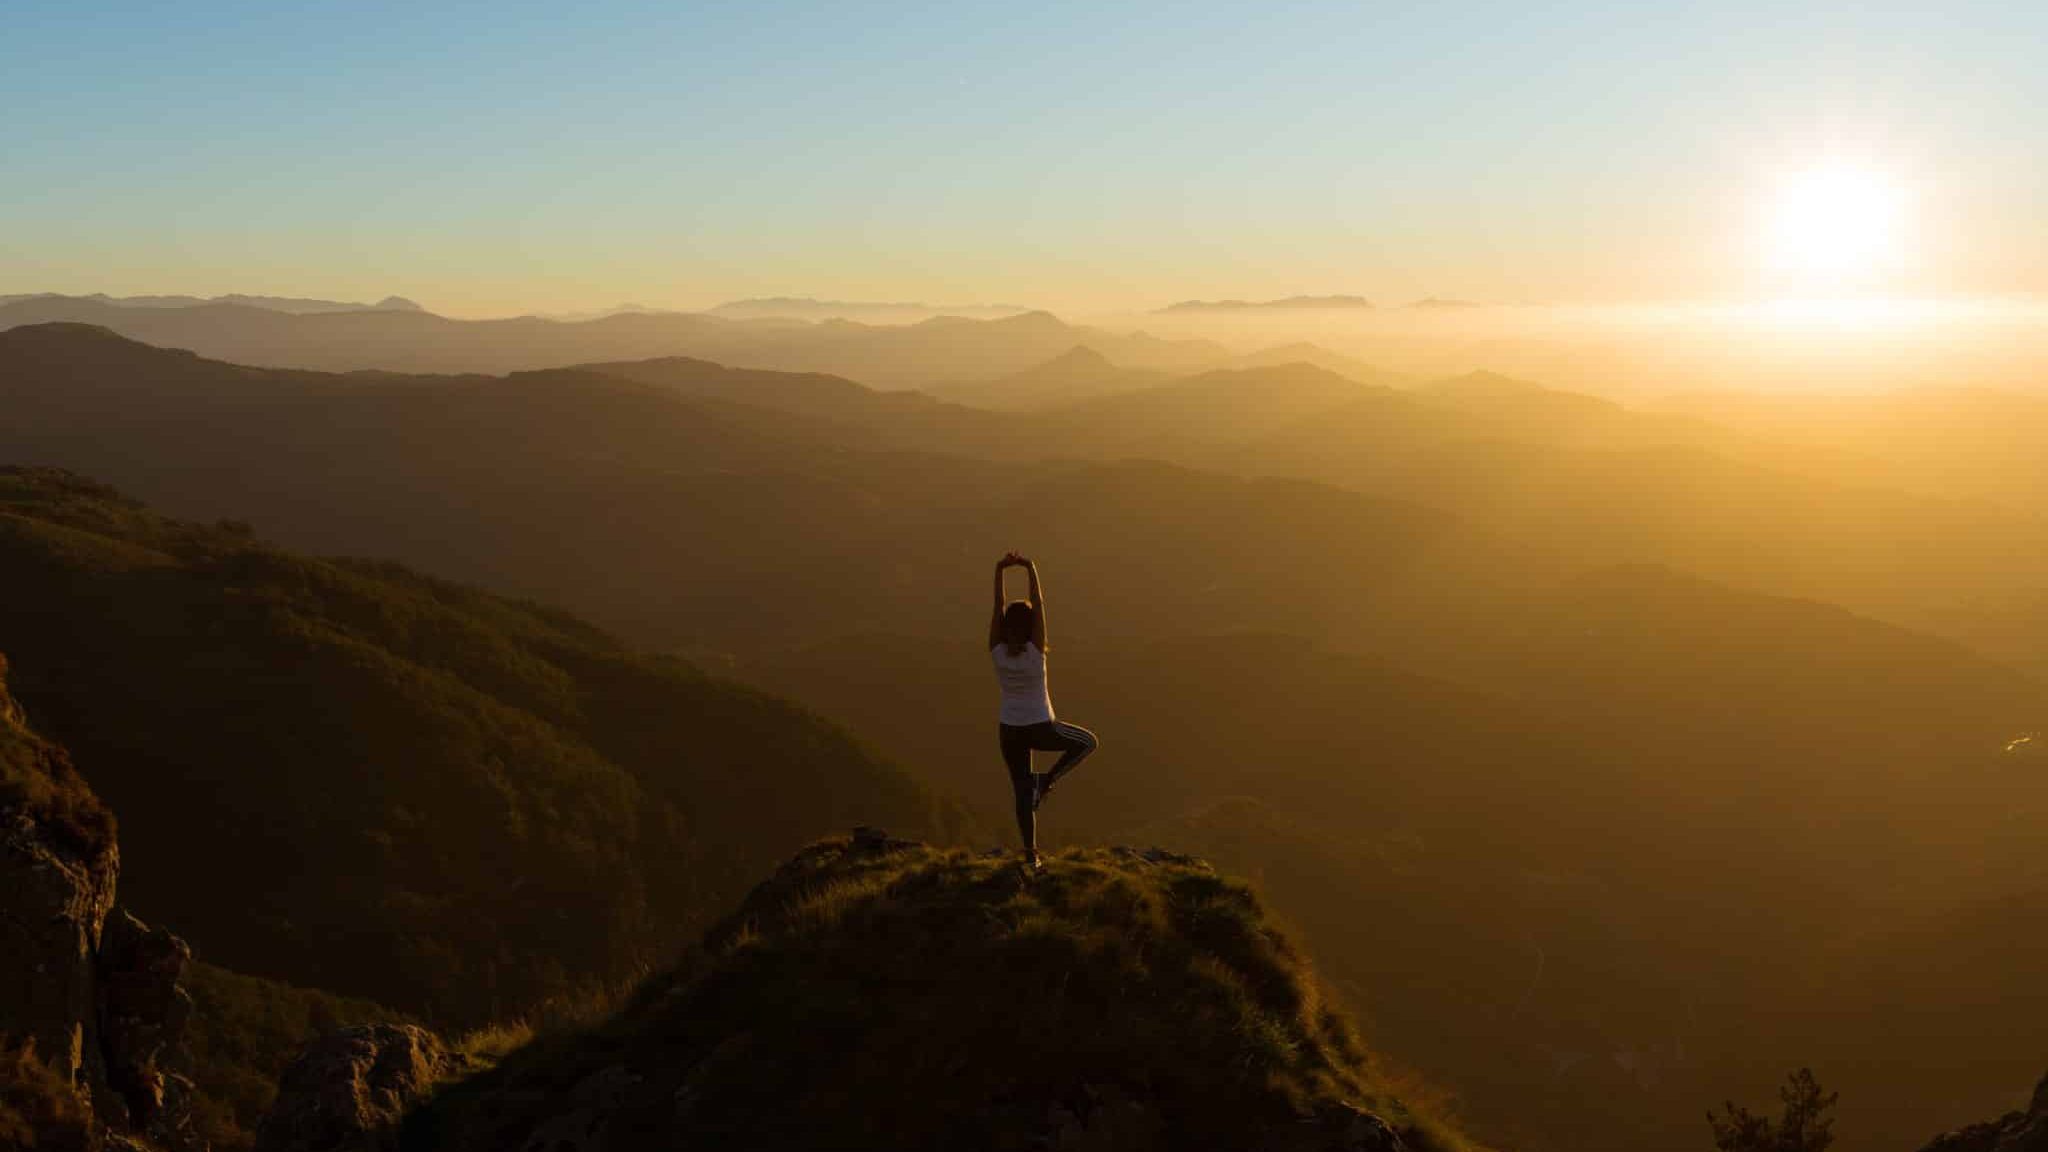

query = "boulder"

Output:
[[97, 907, 196, 1133], [254, 1024, 449, 1152]]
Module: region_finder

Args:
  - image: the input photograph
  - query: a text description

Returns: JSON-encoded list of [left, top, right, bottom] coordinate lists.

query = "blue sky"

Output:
[[5, 1, 2043, 314]]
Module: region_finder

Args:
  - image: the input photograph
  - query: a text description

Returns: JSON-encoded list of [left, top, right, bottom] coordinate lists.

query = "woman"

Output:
[[990, 553, 1098, 870]]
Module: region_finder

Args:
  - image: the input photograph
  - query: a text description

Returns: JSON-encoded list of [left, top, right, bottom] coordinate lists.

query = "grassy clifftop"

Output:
[[412, 833, 1478, 1151], [0, 651, 114, 864]]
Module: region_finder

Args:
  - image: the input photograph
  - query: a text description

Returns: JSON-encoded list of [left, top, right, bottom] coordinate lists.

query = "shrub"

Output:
[[0, 1036, 98, 1152]]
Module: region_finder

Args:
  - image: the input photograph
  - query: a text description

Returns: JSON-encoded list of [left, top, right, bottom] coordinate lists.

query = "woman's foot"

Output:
[[1025, 849, 1043, 871], [1031, 774, 1052, 811]]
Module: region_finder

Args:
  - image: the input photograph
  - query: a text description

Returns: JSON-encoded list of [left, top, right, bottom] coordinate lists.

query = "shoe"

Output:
[[1032, 774, 1052, 812]]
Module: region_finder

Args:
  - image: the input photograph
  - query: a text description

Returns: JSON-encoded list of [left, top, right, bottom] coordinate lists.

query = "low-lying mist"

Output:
[[1086, 296, 2048, 398]]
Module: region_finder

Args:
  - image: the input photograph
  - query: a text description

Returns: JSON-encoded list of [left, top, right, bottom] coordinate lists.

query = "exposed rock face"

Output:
[[97, 906, 198, 1142], [253, 1024, 450, 1152], [0, 807, 117, 1088], [1921, 1074, 2048, 1152], [0, 652, 121, 1097], [0, 651, 201, 1149]]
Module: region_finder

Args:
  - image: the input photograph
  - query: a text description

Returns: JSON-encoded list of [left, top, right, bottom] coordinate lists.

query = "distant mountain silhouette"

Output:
[[0, 291, 421, 314], [0, 323, 1552, 654], [931, 344, 1170, 409], [9, 319, 2043, 666], [1226, 341, 1410, 385], [0, 298, 1228, 385], [8, 321, 2043, 671], [527, 301, 670, 321], [1160, 294, 1374, 312], [1041, 361, 1381, 451], [707, 296, 1032, 322], [571, 352, 1045, 460]]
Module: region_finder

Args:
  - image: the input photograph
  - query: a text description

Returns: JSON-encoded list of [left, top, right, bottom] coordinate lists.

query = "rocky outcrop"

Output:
[[1, 682, 123, 1141], [0, 652, 201, 1150], [0, 652, 121, 1093], [0, 807, 117, 1091], [97, 907, 199, 1145], [1921, 1074, 2048, 1152], [252, 1024, 450, 1152]]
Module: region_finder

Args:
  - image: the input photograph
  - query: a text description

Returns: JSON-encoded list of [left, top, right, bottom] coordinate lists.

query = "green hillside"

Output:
[[0, 467, 967, 1024]]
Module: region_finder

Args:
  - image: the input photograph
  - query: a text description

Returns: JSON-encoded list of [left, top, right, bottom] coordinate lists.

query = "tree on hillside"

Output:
[[1708, 1068, 1837, 1152]]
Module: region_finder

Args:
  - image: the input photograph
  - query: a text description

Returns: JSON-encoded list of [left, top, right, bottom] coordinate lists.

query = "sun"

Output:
[[1760, 163, 1907, 285]]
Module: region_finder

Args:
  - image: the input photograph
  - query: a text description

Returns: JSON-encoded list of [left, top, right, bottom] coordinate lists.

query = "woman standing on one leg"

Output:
[[990, 553, 1098, 870]]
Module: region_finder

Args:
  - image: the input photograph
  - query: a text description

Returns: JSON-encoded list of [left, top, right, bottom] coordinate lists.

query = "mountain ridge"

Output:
[[0, 297, 1228, 384], [708, 296, 1032, 321], [0, 291, 422, 314], [1161, 294, 1374, 312]]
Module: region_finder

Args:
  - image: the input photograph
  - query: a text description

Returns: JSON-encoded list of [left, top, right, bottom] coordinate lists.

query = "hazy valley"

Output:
[[2, 293, 2045, 1150]]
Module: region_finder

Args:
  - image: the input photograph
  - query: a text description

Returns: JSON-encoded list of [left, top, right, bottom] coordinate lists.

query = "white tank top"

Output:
[[991, 641, 1055, 726]]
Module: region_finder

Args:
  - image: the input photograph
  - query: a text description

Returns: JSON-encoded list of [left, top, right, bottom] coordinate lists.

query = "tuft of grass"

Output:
[[450, 1021, 534, 1067]]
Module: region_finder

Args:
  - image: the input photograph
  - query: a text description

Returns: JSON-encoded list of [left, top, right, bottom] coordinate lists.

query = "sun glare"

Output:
[[1761, 163, 1907, 286]]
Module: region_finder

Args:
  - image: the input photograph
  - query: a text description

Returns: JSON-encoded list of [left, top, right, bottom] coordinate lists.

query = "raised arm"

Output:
[[989, 557, 1010, 648], [1024, 559, 1047, 649]]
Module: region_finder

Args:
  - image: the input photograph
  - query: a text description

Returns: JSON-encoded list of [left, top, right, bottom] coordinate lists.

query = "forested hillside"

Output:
[[0, 467, 965, 1024]]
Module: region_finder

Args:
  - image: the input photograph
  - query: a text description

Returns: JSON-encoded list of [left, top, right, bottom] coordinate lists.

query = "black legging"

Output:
[[998, 720, 1098, 853]]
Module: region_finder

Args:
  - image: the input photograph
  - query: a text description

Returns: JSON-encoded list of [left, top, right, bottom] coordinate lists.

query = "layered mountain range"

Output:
[[1, 312, 2044, 1150]]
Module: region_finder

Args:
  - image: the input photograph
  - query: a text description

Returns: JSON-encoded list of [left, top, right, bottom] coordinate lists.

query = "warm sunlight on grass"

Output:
[[1761, 163, 1908, 285]]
